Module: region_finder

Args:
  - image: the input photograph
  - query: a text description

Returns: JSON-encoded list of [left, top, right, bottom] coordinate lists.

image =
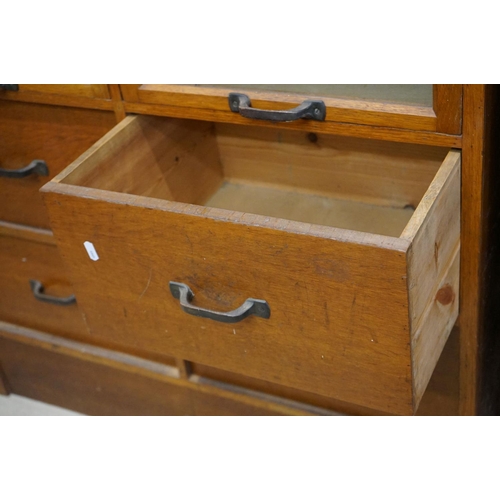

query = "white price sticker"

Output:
[[84, 241, 100, 262]]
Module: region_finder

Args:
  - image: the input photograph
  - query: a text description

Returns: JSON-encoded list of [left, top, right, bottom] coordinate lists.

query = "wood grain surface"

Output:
[[460, 85, 488, 415], [123, 84, 442, 131], [0, 234, 87, 337], [0, 221, 55, 246], [402, 152, 461, 405], [43, 186, 414, 414], [41, 114, 461, 414], [0, 84, 114, 110], [122, 84, 463, 134], [0, 319, 460, 416], [0, 322, 339, 416], [0, 101, 116, 228]]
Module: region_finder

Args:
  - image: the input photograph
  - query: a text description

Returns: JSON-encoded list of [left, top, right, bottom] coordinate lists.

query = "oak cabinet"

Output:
[[1, 84, 497, 416]]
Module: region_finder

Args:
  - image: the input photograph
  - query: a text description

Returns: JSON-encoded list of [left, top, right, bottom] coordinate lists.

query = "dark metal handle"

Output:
[[29, 280, 76, 306], [0, 160, 49, 179], [169, 282, 270, 324], [229, 93, 326, 122], [0, 84, 19, 91]]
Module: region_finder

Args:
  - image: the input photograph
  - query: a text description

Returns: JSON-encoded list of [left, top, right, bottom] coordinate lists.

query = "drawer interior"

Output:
[[62, 116, 449, 238]]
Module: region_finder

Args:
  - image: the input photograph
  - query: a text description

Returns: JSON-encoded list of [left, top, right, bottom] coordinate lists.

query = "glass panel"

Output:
[[194, 84, 433, 107]]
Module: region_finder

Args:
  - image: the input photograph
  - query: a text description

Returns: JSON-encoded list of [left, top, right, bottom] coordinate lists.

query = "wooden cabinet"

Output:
[[1, 84, 498, 416], [0, 94, 119, 357], [42, 115, 460, 415]]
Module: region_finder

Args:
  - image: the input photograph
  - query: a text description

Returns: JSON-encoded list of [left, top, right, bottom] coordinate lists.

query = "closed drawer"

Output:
[[0, 234, 87, 338], [0, 101, 116, 228], [42, 115, 461, 415], [0, 84, 110, 103]]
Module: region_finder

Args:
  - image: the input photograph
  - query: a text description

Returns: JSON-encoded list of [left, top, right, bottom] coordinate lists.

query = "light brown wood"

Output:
[[215, 123, 448, 208], [41, 116, 460, 415], [206, 181, 413, 237], [403, 151, 461, 407], [43, 184, 413, 414], [121, 84, 462, 135], [108, 84, 127, 122], [63, 117, 224, 205], [15, 84, 111, 99], [434, 85, 463, 135], [122, 84, 447, 132], [0, 101, 117, 228], [192, 323, 461, 416], [0, 317, 460, 415], [0, 84, 113, 110], [412, 248, 460, 405], [62, 116, 448, 234], [0, 321, 339, 416], [0, 234, 87, 338], [119, 84, 140, 102], [0, 221, 55, 246], [123, 100, 462, 148]]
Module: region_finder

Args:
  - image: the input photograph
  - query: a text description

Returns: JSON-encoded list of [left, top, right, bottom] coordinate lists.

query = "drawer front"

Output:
[[0, 234, 87, 337], [0, 101, 116, 228], [0, 84, 110, 102], [47, 195, 413, 414], [121, 84, 463, 135], [42, 116, 461, 415]]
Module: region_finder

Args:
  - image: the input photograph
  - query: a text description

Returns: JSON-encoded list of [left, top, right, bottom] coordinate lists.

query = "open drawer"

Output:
[[41, 115, 461, 415]]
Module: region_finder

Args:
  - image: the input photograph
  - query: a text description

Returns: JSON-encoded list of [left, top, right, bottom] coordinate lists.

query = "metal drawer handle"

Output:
[[0, 84, 19, 91], [169, 282, 271, 324], [229, 93, 326, 123], [0, 160, 49, 179], [29, 280, 76, 306]]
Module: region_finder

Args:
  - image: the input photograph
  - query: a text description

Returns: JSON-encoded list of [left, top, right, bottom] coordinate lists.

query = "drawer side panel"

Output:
[[404, 152, 461, 406]]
